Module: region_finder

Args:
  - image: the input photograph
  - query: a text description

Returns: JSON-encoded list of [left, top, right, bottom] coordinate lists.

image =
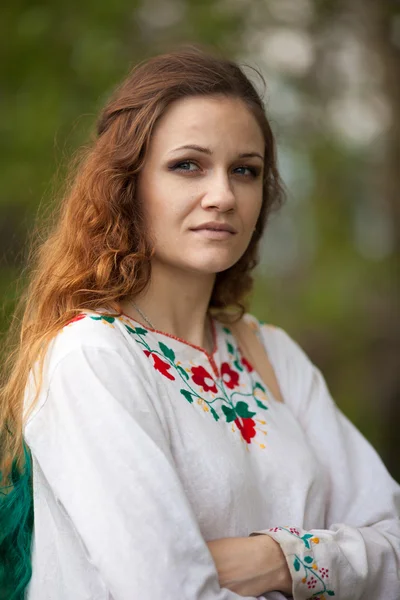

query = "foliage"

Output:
[[1, 0, 399, 480]]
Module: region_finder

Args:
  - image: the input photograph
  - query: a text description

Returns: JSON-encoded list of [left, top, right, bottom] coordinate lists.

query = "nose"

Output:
[[200, 170, 236, 212]]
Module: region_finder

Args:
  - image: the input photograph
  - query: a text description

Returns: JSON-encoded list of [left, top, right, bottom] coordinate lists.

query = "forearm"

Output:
[[251, 523, 400, 600], [207, 535, 292, 597]]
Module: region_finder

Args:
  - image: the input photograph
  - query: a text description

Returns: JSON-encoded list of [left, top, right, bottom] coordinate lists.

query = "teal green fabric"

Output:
[[0, 443, 33, 599]]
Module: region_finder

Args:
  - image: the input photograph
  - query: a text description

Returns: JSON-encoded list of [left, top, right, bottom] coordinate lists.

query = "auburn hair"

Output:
[[0, 46, 284, 483]]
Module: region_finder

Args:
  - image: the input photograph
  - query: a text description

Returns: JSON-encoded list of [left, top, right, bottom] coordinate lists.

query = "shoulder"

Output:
[[32, 310, 153, 396], [24, 310, 157, 424], [242, 312, 316, 411], [47, 310, 139, 363], [242, 312, 310, 366]]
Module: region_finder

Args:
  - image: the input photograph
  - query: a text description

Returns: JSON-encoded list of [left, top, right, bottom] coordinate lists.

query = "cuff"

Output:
[[250, 526, 335, 599]]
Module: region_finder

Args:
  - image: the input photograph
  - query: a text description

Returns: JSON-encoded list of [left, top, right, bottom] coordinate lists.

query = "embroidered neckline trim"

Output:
[[119, 310, 218, 360]]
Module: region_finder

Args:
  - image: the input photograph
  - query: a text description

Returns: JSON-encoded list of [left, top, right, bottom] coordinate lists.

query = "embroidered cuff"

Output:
[[250, 526, 335, 600]]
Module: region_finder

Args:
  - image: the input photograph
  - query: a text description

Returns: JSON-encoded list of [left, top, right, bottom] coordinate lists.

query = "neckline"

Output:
[[119, 310, 218, 360]]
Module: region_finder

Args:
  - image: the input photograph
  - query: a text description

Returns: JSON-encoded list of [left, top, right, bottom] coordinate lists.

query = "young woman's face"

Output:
[[137, 95, 265, 277]]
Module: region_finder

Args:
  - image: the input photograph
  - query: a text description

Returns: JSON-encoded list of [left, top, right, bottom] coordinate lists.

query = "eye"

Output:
[[169, 160, 200, 173], [233, 165, 260, 178]]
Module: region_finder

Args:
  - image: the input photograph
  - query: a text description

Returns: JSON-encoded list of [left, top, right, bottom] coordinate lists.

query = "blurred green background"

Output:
[[1, 0, 399, 480]]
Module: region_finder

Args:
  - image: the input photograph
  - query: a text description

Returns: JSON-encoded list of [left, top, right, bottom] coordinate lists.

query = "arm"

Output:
[[207, 534, 291, 597], [251, 327, 400, 600], [24, 346, 261, 600]]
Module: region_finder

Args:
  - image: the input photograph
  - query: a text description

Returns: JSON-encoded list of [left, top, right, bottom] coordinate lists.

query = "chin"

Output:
[[156, 250, 243, 275], [186, 257, 240, 275]]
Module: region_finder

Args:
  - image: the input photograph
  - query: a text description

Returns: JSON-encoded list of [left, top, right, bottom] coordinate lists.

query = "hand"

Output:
[[206, 535, 292, 597]]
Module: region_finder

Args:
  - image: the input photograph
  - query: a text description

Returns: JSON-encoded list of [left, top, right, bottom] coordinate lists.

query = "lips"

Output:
[[190, 228, 236, 241], [200, 227, 233, 232], [191, 222, 237, 234]]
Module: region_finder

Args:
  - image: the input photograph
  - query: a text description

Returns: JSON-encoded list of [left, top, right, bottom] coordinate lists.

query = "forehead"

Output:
[[149, 95, 265, 154]]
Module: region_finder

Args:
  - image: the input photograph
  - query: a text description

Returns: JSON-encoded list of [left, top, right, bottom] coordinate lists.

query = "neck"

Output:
[[120, 260, 217, 352]]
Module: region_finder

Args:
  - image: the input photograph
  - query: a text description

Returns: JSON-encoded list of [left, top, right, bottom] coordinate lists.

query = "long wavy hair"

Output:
[[0, 46, 284, 597]]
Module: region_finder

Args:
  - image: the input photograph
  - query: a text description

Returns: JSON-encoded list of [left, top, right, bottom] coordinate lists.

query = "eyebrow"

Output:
[[169, 144, 264, 161]]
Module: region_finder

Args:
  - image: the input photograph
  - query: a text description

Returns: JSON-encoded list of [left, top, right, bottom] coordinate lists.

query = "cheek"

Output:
[[144, 187, 196, 233], [139, 180, 170, 226], [241, 191, 263, 227]]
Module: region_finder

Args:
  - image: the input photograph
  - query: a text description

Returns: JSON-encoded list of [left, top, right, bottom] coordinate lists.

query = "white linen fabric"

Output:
[[23, 310, 400, 600]]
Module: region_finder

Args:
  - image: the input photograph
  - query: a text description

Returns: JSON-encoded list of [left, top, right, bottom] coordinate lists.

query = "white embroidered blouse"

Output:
[[23, 310, 400, 600]]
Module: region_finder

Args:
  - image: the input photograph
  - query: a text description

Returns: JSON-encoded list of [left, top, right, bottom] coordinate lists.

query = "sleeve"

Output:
[[24, 345, 263, 600], [249, 327, 400, 600]]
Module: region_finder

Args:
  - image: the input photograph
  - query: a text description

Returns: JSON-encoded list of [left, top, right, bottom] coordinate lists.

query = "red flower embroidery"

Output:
[[320, 568, 329, 579], [221, 362, 240, 389], [191, 366, 217, 393], [234, 417, 256, 443], [307, 576, 317, 590], [241, 356, 254, 373], [65, 314, 86, 326], [144, 351, 175, 381]]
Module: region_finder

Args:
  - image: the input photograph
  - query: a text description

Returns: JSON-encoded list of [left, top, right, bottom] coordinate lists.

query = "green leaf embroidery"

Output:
[[227, 341, 234, 354], [176, 365, 189, 380], [303, 539, 311, 549], [327, 592, 335, 596], [304, 556, 313, 564], [293, 558, 300, 572], [180, 389, 194, 403], [124, 325, 136, 335], [101, 316, 115, 323], [235, 401, 256, 419], [90, 315, 115, 323], [134, 326, 148, 335], [159, 341, 175, 362], [254, 381, 266, 392], [222, 327, 231, 334], [233, 359, 244, 372], [255, 399, 268, 410], [221, 405, 236, 422], [210, 406, 220, 421], [303, 534, 314, 539]]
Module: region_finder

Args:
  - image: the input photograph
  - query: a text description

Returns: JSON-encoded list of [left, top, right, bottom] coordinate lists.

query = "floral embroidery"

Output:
[[234, 413, 257, 443], [67, 312, 272, 448], [320, 567, 329, 579], [220, 362, 240, 389], [143, 350, 175, 381], [241, 356, 254, 373], [293, 554, 335, 598], [268, 526, 320, 550], [90, 315, 116, 325], [191, 366, 217, 393], [268, 526, 335, 598], [65, 314, 86, 326], [121, 318, 271, 448]]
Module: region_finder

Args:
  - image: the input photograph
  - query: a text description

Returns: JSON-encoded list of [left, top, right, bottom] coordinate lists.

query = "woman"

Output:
[[0, 48, 399, 600]]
